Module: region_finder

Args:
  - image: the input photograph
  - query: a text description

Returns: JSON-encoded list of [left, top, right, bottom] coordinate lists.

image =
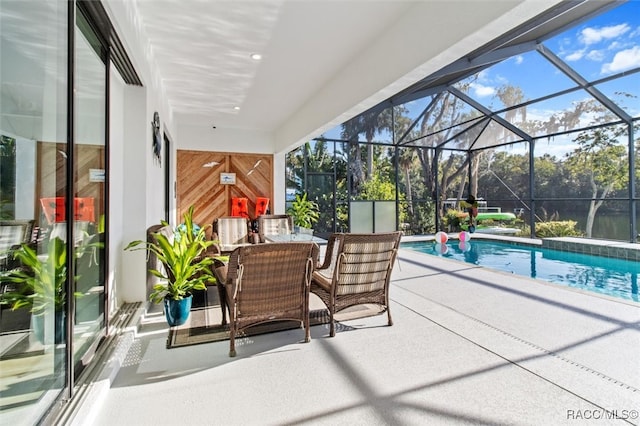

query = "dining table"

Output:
[[264, 233, 327, 244]]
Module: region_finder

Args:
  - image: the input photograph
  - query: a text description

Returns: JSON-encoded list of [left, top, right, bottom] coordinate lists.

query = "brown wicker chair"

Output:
[[0, 220, 35, 271], [311, 231, 401, 337], [257, 214, 293, 243], [212, 217, 256, 253], [219, 242, 318, 357]]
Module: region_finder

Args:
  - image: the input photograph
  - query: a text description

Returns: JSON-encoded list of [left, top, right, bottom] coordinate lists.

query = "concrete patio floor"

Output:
[[72, 246, 639, 425]]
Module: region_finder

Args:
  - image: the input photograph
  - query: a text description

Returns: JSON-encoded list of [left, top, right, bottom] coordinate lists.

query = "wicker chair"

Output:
[[218, 242, 318, 357], [257, 214, 293, 243], [311, 231, 401, 337], [212, 217, 256, 253], [0, 220, 35, 271]]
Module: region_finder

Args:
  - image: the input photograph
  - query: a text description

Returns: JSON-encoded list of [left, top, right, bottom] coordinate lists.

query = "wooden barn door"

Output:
[[176, 150, 273, 233]]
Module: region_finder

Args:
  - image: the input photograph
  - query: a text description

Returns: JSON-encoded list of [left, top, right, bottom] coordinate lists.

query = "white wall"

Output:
[[108, 68, 125, 311], [119, 85, 149, 304], [177, 123, 273, 154], [272, 152, 286, 214], [104, 0, 184, 307]]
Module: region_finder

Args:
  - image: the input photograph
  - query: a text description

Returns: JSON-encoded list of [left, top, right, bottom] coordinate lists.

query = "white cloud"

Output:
[[607, 41, 622, 50], [586, 49, 604, 61], [565, 49, 585, 62], [494, 75, 508, 85], [534, 136, 580, 158], [477, 69, 490, 82], [601, 45, 640, 74], [470, 83, 495, 98], [514, 55, 524, 65], [580, 23, 630, 45]]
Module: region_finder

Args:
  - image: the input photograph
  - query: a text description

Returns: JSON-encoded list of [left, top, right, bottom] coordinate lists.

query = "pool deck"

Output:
[[68, 244, 639, 425]]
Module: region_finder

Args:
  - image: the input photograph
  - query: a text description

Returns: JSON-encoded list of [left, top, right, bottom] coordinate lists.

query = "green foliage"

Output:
[[125, 205, 215, 303], [0, 236, 99, 315], [534, 221, 583, 238], [356, 175, 396, 201], [334, 202, 349, 232], [404, 202, 436, 234], [286, 193, 320, 228], [287, 79, 638, 239], [442, 209, 462, 231], [566, 129, 628, 191], [565, 125, 629, 237]]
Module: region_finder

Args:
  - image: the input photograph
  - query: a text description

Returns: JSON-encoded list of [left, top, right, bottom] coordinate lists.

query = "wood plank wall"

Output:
[[37, 142, 105, 225], [176, 150, 273, 233]]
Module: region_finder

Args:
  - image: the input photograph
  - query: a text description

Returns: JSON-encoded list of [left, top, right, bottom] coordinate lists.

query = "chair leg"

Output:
[[229, 327, 236, 357], [387, 307, 393, 326], [303, 315, 310, 343], [228, 301, 236, 357], [217, 284, 227, 325], [329, 309, 336, 337]]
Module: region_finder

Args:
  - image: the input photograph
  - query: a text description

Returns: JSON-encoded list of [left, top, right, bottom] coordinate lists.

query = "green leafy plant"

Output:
[[125, 205, 216, 303], [0, 236, 97, 315], [286, 193, 320, 229], [534, 220, 583, 238], [442, 209, 462, 231]]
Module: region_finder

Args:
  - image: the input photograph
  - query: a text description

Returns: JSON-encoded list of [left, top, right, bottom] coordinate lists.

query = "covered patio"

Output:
[[70, 2, 639, 423], [66, 241, 639, 425]]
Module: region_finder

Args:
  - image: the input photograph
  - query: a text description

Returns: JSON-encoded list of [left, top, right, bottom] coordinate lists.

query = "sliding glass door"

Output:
[[0, 2, 108, 422], [0, 1, 69, 423], [72, 5, 106, 377]]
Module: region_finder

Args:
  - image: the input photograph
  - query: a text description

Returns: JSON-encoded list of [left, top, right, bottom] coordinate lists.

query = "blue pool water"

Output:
[[402, 240, 639, 302]]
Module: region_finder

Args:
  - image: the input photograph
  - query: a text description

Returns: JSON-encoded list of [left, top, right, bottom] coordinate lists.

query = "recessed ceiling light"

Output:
[[233, 106, 240, 111], [250, 53, 262, 60]]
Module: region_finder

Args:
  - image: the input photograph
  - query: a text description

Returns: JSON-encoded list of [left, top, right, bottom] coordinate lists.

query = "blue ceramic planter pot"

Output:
[[33, 310, 65, 344], [163, 295, 193, 326]]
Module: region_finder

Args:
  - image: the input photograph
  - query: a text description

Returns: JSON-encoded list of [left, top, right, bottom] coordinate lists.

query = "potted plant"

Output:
[[286, 193, 320, 238], [0, 235, 101, 343], [124, 206, 216, 326]]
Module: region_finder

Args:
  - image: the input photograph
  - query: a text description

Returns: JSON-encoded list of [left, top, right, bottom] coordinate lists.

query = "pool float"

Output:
[[459, 195, 478, 233], [435, 231, 449, 243]]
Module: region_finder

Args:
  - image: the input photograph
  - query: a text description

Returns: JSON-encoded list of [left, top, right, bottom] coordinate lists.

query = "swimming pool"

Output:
[[402, 239, 640, 302]]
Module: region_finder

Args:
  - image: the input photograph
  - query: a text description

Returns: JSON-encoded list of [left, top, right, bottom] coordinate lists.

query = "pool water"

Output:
[[402, 240, 639, 302]]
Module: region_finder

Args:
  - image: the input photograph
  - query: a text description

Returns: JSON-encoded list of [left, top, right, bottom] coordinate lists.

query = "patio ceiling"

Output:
[[104, 0, 615, 151]]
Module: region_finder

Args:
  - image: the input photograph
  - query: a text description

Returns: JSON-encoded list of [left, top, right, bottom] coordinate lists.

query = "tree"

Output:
[[341, 107, 395, 193], [565, 126, 628, 237]]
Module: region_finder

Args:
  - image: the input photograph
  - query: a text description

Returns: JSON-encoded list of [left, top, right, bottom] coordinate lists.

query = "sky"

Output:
[[318, 1, 640, 149], [467, 1, 640, 115]]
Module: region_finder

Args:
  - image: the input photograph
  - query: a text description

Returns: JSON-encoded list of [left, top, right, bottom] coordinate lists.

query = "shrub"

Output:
[[535, 220, 583, 238]]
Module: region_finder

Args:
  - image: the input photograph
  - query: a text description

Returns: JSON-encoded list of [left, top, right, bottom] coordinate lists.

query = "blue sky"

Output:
[[320, 1, 640, 142], [467, 1, 640, 113], [552, 1, 640, 79]]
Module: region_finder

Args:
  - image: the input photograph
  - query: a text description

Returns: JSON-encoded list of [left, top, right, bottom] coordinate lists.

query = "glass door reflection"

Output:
[[72, 6, 106, 375]]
